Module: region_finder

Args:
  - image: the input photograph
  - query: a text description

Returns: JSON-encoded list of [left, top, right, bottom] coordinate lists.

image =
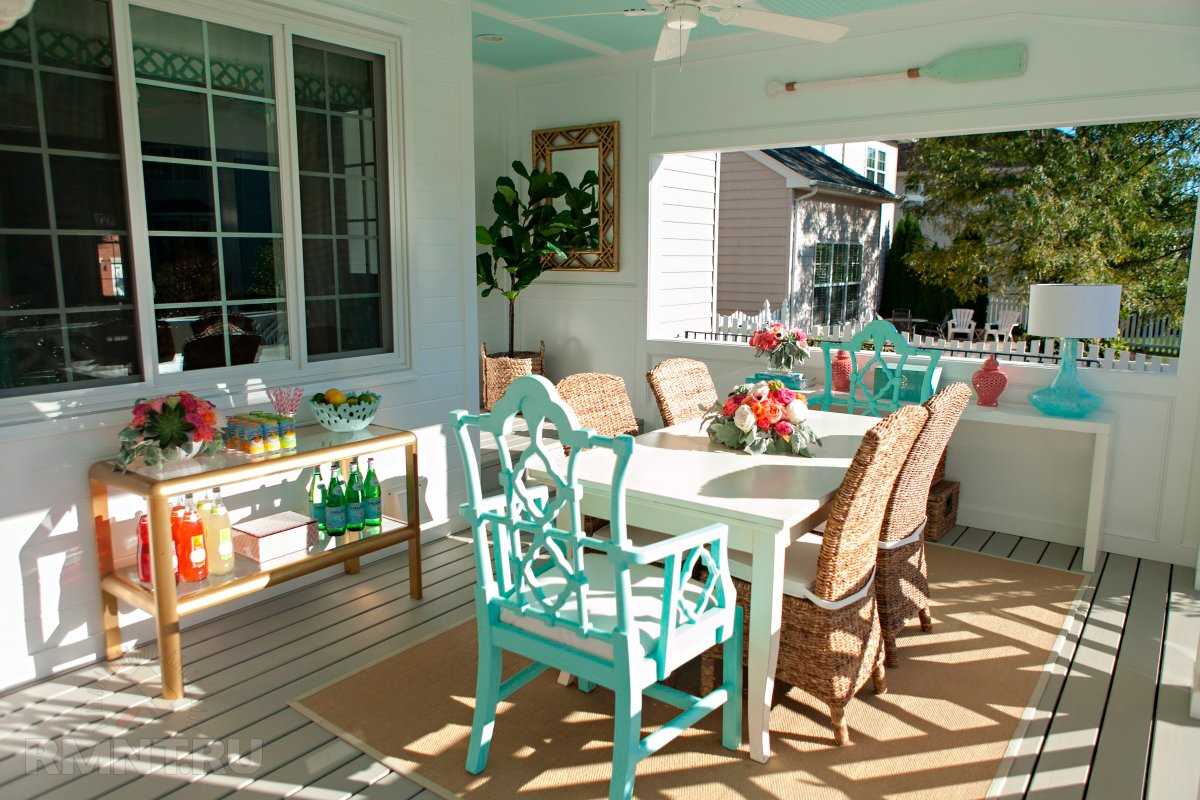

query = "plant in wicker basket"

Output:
[[703, 380, 820, 456]]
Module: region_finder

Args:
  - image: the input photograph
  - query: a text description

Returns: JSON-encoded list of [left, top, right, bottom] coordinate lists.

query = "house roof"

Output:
[[761, 146, 899, 202]]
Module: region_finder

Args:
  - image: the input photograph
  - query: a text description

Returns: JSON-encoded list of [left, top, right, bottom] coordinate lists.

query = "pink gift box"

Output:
[[233, 511, 317, 563]]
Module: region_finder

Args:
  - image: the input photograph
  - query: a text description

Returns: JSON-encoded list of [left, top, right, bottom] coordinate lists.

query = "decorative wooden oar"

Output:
[[766, 43, 1027, 96]]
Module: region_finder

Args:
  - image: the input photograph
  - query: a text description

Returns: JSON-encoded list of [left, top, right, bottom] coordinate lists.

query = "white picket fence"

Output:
[[986, 298, 1181, 356], [714, 299, 779, 338], [809, 320, 1178, 375]]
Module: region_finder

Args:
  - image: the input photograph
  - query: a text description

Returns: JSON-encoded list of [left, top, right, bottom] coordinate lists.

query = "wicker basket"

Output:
[[480, 341, 544, 411], [924, 480, 960, 541]]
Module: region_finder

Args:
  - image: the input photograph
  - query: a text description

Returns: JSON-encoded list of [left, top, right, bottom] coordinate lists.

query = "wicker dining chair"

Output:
[[556, 373, 640, 438], [876, 382, 972, 666], [699, 404, 928, 745], [646, 358, 719, 427]]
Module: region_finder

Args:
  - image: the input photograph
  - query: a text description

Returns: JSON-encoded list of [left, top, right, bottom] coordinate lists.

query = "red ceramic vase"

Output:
[[972, 355, 1008, 407], [831, 350, 852, 393]]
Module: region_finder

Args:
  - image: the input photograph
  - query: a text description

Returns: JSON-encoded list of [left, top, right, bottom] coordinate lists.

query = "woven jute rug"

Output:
[[291, 545, 1083, 799]]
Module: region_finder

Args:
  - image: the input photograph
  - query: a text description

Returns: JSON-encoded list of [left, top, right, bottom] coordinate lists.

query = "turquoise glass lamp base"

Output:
[[1029, 338, 1101, 419]]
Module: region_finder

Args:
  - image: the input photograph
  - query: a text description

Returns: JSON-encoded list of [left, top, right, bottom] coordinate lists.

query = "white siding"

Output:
[[715, 152, 793, 315], [649, 152, 719, 338], [0, 0, 478, 692]]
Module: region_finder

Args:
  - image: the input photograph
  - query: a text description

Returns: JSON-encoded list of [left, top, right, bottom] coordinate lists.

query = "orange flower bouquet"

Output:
[[704, 380, 819, 456]]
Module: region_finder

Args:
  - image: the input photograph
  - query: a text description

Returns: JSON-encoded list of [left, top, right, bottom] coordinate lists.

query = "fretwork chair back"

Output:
[[451, 376, 743, 800], [646, 357, 719, 427], [811, 319, 942, 416], [699, 403, 928, 745], [876, 382, 971, 665]]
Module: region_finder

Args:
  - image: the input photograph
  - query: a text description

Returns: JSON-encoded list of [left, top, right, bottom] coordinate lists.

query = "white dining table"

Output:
[[544, 410, 879, 763]]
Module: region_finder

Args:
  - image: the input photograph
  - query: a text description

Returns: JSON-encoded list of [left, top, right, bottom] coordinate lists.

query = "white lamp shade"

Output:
[[1026, 283, 1121, 338]]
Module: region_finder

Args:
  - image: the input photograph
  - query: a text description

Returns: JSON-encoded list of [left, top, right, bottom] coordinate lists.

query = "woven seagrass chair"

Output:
[[646, 358, 718, 427], [699, 403, 928, 745], [451, 376, 743, 800], [557, 373, 640, 438], [876, 382, 971, 666]]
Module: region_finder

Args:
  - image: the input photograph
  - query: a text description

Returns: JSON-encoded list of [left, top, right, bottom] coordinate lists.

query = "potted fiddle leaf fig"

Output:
[[476, 160, 598, 409]]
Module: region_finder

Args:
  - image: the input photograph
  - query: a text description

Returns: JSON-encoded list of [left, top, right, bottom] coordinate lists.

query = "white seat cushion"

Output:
[[726, 531, 824, 599], [499, 549, 726, 676]]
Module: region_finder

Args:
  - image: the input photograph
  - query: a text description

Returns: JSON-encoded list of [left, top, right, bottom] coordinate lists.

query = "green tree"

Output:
[[904, 121, 1199, 320], [879, 213, 962, 326]]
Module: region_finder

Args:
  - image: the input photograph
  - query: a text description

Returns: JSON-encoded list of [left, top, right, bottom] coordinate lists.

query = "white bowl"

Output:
[[310, 395, 380, 432]]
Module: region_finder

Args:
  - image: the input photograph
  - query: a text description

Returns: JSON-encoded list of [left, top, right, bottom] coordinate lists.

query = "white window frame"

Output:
[[865, 146, 886, 186], [0, 0, 411, 425], [812, 241, 864, 327]]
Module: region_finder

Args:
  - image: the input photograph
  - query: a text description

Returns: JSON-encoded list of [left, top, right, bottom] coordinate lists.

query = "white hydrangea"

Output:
[[733, 404, 757, 433], [785, 399, 808, 424]]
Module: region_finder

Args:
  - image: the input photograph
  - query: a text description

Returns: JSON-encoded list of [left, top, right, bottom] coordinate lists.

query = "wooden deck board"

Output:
[[1025, 554, 1137, 799], [3, 532, 1196, 800], [1010, 537, 1050, 564], [1144, 567, 1200, 800], [1086, 559, 1171, 800], [951, 527, 992, 551]]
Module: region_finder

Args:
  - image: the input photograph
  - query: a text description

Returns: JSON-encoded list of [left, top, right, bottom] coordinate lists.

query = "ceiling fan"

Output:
[[525, 1, 848, 63]]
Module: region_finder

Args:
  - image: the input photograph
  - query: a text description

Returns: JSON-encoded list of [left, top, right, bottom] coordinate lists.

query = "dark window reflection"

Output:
[[213, 96, 277, 165], [304, 299, 337, 355], [51, 156, 126, 230], [217, 168, 280, 233], [302, 238, 335, 296], [43, 73, 119, 153], [339, 297, 381, 351], [0, 235, 56, 309], [0, 314, 65, 389], [336, 238, 378, 295], [144, 162, 215, 231], [0, 66, 39, 147], [299, 175, 331, 234], [149, 236, 219, 303], [297, 111, 328, 172], [0, 152, 49, 229], [61, 234, 131, 306], [222, 238, 283, 300], [65, 310, 138, 378], [138, 84, 210, 160]]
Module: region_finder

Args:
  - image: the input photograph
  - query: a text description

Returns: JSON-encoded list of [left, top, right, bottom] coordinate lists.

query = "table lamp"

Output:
[[1026, 284, 1121, 418]]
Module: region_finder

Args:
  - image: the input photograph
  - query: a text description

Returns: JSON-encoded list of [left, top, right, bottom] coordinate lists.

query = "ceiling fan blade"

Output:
[[709, 7, 848, 43], [653, 23, 691, 61]]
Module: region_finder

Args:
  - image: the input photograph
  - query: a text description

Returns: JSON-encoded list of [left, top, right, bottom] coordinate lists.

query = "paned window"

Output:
[[812, 242, 863, 327]]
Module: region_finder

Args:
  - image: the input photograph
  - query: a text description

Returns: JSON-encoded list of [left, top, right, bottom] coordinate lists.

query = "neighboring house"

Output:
[[715, 143, 898, 329]]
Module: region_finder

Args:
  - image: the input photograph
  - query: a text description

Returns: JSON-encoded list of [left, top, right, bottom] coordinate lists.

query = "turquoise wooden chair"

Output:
[[451, 375, 743, 800], [812, 319, 943, 416]]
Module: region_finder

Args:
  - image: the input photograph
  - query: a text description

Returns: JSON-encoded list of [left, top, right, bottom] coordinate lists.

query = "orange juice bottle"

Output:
[[179, 498, 209, 582]]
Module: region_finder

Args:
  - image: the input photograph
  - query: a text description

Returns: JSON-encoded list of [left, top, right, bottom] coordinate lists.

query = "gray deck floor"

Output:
[[0, 528, 1195, 799]]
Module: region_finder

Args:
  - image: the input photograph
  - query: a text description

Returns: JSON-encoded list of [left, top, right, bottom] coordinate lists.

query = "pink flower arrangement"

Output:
[[704, 379, 819, 456], [749, 322, 809, 372], [118, 391, 223, 469]]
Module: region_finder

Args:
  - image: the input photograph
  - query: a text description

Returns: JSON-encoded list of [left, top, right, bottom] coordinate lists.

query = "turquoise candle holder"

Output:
[[1029, 338, 1101, 419]]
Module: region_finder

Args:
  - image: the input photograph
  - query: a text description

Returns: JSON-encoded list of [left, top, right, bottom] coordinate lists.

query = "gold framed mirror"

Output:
[[532, 120, 619, 272]]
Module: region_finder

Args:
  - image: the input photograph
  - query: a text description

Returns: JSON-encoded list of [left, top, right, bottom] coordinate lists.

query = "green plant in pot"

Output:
[[476, 160, 598, 409]]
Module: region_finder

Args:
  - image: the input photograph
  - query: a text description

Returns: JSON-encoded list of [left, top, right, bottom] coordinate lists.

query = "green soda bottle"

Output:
[[364, 457, 382, 529], [346, 458, 364, 531], [307, 466, 326, 532], [325, 463, 347, 536]]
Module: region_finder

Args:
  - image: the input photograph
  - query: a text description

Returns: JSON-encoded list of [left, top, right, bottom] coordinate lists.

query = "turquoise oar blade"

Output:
[[921, 43, 1027, 83]]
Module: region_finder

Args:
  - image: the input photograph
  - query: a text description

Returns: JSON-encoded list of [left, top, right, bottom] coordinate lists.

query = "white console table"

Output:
[[959, 403, 1115, 572]]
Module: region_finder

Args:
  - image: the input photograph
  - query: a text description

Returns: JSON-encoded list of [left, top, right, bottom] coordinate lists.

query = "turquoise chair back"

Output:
[[450, 375, 743, 800], [812, 319, 943, 416]]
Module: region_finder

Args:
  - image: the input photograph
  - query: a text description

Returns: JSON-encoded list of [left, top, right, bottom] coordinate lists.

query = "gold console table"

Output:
[[89, 424, 421, 700]]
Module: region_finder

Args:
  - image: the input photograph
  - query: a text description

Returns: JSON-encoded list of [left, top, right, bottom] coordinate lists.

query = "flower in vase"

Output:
[[733, 404, 756, 433]]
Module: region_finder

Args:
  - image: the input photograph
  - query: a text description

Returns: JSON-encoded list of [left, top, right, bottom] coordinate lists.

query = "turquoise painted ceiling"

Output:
[[472, 0, 931, 70]]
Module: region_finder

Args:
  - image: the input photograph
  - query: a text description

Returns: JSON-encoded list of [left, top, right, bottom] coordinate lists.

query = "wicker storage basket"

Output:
[[480, 341, 544, 411], [924, 480, 960, 541]]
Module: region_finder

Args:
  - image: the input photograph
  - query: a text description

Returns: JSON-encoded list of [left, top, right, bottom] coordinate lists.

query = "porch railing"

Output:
[[684, 308, 1179, 375]]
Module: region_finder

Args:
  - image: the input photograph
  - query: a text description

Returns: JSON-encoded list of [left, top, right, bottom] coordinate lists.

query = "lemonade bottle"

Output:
[[204, 487, 236, 575]]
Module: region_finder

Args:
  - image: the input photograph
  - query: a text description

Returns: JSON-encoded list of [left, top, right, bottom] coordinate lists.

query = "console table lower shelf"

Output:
[[89, 422, 422, 700]]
